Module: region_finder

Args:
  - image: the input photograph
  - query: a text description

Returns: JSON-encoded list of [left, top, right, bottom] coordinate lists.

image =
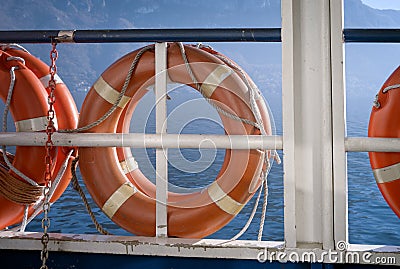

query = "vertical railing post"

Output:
[[331, 0, 348, 245], [155, 42, 168, 237], [282, 0, 335, 249], [281, 0, 297, 248]]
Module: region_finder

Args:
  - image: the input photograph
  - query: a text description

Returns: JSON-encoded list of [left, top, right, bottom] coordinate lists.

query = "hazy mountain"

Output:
[[0, 0, 399, 101], [344, 0, 400, 101], [345, 0, 400, 28], [0, 0, 281, 98], [0, 0, 281, 29]]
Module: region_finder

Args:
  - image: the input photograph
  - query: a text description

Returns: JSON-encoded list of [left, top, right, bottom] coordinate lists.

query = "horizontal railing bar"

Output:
[[3, 29, 400, 44], [344, 29, 400, 43], [2, 28, 400, 44], [345, 137, 400, 152], [0, 133, 399, 152], [0, 28, 282, 43], [3, 28, 400, 44], [0, 132, 283, 150]]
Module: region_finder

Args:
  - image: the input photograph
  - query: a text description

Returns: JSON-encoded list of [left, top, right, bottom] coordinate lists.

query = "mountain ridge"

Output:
[[0, 0, 399, 98]]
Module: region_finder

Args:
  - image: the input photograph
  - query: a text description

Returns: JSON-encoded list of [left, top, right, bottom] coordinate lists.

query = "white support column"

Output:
[[330, 0, 348, 246], [281, 0, 297, 248], [281, 0, 334, 249], [155, 42, 168, 238]]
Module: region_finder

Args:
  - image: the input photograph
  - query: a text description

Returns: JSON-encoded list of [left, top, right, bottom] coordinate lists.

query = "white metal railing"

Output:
[[0, 133, 282, 149], [154, 42, 168, 237], [1, 132, 399, 152], [0, 0, 398, 255], [345, 137, 400, 152]]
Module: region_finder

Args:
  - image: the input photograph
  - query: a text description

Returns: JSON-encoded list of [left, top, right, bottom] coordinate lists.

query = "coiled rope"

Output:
[[0, 150, 34, 205], [0, 59, 44, 206], [2, 59, 39, 186], [10, 149, 73, 232], [0, 168, 43, 204]]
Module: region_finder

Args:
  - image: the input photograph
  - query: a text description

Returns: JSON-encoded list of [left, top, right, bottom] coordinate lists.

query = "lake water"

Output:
[[19, 87, 399, 246]]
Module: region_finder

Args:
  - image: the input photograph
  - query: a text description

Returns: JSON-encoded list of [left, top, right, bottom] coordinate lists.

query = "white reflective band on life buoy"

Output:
[[200, 65, 233, 98], [207, 182, 244, 215], [15, 116, 58, 132], [39, 73, 64, 88], [94, 76, 131, 109], [102, 182, 137, 218], [373, 163, 400, 184], [120, 156, 139, 174]]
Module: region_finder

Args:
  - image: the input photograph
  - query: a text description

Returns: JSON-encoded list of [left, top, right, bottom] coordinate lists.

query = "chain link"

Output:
[[40, 41, 58, 269]]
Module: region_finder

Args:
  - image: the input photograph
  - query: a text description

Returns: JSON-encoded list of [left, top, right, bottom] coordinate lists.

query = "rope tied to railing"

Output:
[[2, 57, 39, 186], [373, 84, 400, 108], [40, 43, 157, 236], [179, 42, 274, 242], [0, 43, 30, 53], [59, 44, 154, 133], [70, 156, 111, 235]]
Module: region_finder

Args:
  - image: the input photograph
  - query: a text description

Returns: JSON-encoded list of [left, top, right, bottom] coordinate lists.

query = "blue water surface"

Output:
[[23, 84, 399, 246]]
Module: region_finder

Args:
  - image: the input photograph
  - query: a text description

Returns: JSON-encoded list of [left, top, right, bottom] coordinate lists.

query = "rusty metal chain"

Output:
[[40, 41, 58, 269]]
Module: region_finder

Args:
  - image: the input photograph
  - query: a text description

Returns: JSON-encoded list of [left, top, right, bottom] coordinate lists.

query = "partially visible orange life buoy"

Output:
[[78, 43, 272, 238], [369, 65, 400, 218], [4, 47, 79, 203], [0, 48, 78, 229]]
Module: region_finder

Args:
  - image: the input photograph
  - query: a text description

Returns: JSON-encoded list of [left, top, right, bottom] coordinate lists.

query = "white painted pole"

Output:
[[0, 133, 398, 152], [155, 42, 168, 238], [345, 137, 400, 152], [321, 0, 335, 250], [281, 0, 297, 249], [0, 133, 283, 149], [331, 0, 348, 247], [282, 0, 334, 249]]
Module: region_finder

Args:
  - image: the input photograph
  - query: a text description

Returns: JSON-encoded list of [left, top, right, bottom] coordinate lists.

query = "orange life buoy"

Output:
[[0, 48, 78, 229], [3, 47, 79, 203], [114, 45, 273, 200], [368, 65, 400, 218], [78, 43, 271, 238]]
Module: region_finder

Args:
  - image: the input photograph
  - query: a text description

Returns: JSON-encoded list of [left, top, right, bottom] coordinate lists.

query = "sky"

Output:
[[362, 0, 400, 10]]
